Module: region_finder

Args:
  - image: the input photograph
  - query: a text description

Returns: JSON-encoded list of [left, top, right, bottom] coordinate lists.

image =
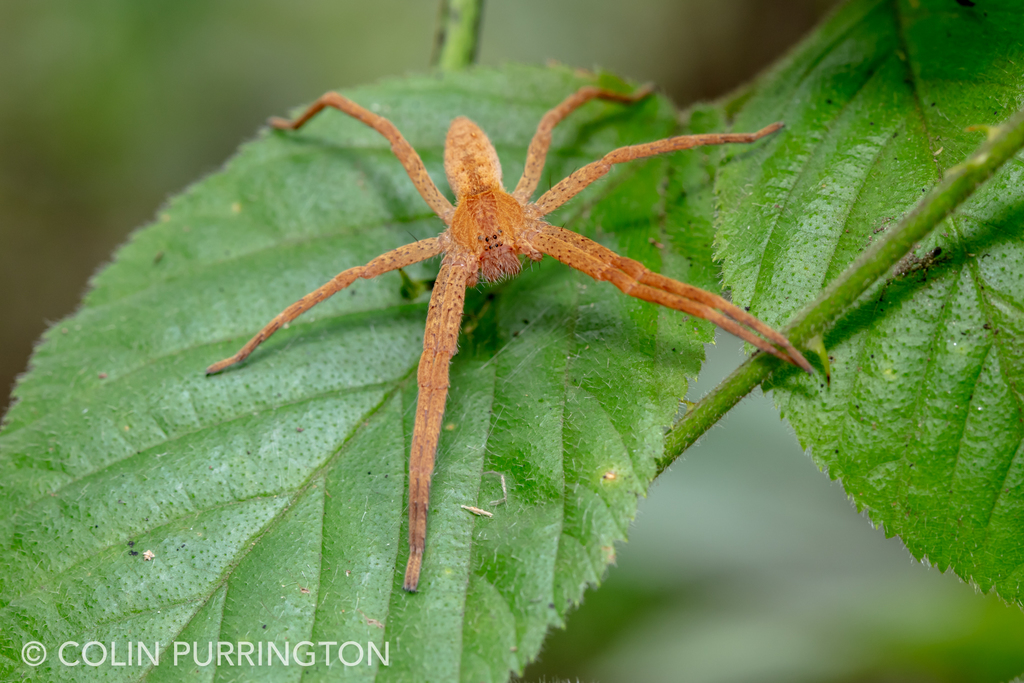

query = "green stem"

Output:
[[433, 0, 485, 71], [658, 105, 1024, 475]]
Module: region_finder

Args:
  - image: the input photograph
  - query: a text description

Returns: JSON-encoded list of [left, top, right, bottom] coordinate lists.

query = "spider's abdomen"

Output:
[[450, 190, 524, 283], [444, 117, 503, 199]]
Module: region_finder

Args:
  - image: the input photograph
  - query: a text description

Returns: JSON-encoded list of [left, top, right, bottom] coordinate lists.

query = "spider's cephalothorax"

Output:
[[207, 84, 813, 592]]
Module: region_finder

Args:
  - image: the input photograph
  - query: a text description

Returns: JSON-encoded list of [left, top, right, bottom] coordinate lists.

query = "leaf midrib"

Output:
[[746, 50, 894, 317]]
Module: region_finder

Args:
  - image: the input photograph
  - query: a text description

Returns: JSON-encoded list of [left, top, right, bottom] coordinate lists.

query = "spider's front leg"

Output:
[[206, 238, 442, 374], [514, 106, 806, 368], [404, 257, 471, 592], [527, 224, 812, 371]]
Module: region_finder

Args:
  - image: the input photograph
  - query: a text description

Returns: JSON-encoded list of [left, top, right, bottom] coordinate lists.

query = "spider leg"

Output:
[[532, 123, 783, 216], [206, 238, 443, 374], [270, 92, 455, 222], [404, 258, 470, 592], [512, 84, 654, 203], [528, 225, 812, 372]]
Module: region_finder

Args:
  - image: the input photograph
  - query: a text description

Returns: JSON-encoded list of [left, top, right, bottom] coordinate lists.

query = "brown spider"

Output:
[[206, 84, 812, 592]]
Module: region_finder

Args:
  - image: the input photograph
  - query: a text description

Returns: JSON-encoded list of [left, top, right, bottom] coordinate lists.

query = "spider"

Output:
[[206, 83, 812, 592]]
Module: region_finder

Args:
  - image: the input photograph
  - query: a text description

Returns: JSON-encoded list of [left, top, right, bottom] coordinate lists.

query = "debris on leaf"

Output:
[[460, 504, 493, 518]]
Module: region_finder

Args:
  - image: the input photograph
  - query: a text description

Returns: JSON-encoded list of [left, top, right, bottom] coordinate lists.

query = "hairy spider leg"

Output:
[[511, 107, 807, 368], [512, 84, 654, 203], [404, 259, 470, 592], [528, 229, 809, 369], [270, 91, 455, 222], [532, 123, 784, 216], [533, 224, 812, 371], [205, 238, 442, 374]]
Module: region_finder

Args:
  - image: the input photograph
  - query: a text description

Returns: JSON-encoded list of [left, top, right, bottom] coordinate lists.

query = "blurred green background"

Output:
[[2, 2, 1023, 682]]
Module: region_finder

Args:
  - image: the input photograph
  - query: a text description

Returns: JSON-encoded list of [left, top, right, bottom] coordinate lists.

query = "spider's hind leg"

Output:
[[532, 123, 784, 216], [269, 91, 454, 222], [512, 84, 655, 203]]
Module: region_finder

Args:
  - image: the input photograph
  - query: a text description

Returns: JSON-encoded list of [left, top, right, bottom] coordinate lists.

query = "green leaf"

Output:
[[0, 65, 726, 681], [714, 0, 1024, 603]]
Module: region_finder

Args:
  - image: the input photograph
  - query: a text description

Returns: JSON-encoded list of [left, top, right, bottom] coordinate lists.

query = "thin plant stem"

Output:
[[433, 0, 485, 71], [658, 105, 1024, 475]]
